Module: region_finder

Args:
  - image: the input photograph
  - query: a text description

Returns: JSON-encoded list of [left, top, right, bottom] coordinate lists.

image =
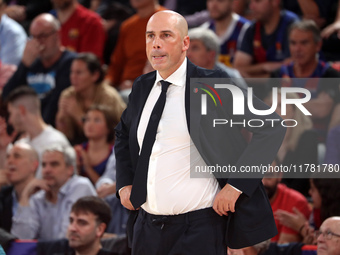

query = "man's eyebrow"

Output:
[[146, 30, 174, 34]]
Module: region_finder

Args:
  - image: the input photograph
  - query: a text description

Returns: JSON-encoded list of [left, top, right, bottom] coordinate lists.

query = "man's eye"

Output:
[[147, 34, 154, 38]]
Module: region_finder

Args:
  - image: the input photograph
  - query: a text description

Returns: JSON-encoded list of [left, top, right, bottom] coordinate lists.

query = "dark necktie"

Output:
[[130, 80, 171, 209]]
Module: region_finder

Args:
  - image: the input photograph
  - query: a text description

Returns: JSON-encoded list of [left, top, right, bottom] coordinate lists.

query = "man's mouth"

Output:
[[153, 55, 166, 59], [8, 165, 16, 172]]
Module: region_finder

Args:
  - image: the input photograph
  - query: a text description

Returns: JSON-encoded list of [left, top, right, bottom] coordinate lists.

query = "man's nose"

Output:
[[153, 36, 161, 49]]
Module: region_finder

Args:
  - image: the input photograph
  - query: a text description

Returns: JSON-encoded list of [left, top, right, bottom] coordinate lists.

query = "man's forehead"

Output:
[[70, 211, 95, 220], [321, 218, 340, 231], [43, 151, 63, 160]]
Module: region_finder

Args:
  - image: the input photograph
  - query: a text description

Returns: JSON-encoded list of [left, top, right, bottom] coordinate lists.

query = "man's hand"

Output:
[[213, 184, 241, 216], [119, 185, 135, 210], [20, 179, 50, 206], [97, 183, 116, 198], [22, 39, 41, 67], [5, 5, 26, 22]]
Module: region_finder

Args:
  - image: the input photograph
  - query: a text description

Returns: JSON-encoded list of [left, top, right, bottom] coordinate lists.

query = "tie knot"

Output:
[[160, 80, 171, 92]]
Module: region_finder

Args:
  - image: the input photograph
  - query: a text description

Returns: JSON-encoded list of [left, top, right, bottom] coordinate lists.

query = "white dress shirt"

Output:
[[137, 58, 220, 215]]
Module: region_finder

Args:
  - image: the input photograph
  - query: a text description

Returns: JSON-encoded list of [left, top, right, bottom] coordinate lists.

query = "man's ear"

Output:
[[96, 222, 106, 237], [183, 35, 190, 52]]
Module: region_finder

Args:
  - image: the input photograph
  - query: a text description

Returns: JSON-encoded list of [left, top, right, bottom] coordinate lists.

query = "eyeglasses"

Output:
[[315, 230, 340, 240], [30, 30, 57, 40]]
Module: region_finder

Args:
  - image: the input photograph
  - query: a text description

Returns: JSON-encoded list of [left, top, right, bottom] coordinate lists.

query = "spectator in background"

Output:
[[201, 0, 250, 67], [52, 0, 106, 61], [74, 105, 115, 186], [11, 144, 96, 240], [262, 170, 311, 243], [100, 2, 133, 66], [105, 0, 166, 101], [0, 0, 27, 66], [0, 143, 38, 233], [56, 53, 126, 145], [187, 27, 248, 89], [264, 90, 318, 196], [4, 0, 52, 32], [6, 86, 70, 178], [271, 20, 340, 142], [276, 173, 340, 245], [234, 0, 299, 78], [316, 217, 340, 255], [1, 13, 76, 126], [67, 196, 114, 255]]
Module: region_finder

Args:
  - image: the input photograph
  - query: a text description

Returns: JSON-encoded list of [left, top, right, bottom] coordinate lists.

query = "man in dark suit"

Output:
[[115, 10, 286, 254]]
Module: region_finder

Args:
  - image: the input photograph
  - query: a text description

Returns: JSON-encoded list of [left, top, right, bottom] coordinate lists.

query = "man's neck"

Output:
[[214, 12, 233, 37], [57, 2, 77, 24], [293, 59, 318, 78], [137, 2, 160, 18], [262, 9, 281, 35], [26, 116, 48, 140], [75, 243, 102, 255]]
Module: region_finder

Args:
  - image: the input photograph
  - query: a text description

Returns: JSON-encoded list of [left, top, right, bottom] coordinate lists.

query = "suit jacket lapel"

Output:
[[185, 60, 203, 153]]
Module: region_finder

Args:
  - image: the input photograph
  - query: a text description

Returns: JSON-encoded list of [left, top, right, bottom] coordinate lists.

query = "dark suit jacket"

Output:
[[115, 59, 286, 249]]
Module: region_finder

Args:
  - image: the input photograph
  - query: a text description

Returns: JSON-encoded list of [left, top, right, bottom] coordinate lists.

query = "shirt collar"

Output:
[[59, 175, 75, 196], [155, 57, 187, 87]]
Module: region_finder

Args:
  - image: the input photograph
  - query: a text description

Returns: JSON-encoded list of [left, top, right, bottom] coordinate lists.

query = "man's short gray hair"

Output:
[[188, 27, 220, 58], [289, 20, 321, 43], [42, 144, 76, 169]]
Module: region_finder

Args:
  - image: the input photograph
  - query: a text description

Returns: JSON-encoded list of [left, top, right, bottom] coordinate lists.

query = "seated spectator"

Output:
[[187, 27, 248, 89], [271, 20, 340, 142], [6, 86, 70, 178], [100, 2, 133, 65], [4, 0, 52, 32], [67, 196, 114, 255], [262, 170, 311, 243], [0, 143, 38, 232], [276, 173, 340, 244], [52, 0, 106, 61], [74, 105, 115, 185], [105, 0, 166, 101], [1, 13, 76, 126], [0, 0, 27, 66], [11, 144, 96, 240], [201, 0, 250, 67], [56, 53, 126, 145], [316, 216, 340, 255], [234, 0, 299, 78], [264, 90, 318, 196]]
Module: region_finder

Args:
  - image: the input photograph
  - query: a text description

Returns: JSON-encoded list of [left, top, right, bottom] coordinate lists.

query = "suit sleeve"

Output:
[[114, 83, 138, 197], [225, 87, 286, 197]]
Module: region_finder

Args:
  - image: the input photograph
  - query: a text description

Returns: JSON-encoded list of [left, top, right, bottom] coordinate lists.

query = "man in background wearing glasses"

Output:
[[316, 216, 340, 255], [2, 13, 76, 126]]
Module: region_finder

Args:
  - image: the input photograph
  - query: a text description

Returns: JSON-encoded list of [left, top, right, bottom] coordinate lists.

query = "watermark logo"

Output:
[[194, 82, 223, 115], [195, 84, 311, 116]]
